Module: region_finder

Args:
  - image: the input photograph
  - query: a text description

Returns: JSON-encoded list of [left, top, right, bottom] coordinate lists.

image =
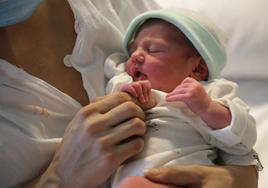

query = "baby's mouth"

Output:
[[133, 70, 147, 81]]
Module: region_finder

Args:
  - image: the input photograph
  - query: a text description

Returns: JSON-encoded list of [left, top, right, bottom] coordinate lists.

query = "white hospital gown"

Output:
[[0, 59, 81, 188], [104, 53, 257, 187]]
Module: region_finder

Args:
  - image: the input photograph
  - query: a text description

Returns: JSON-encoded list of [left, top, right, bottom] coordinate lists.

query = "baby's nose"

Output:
[[131, 49, 145, 64]]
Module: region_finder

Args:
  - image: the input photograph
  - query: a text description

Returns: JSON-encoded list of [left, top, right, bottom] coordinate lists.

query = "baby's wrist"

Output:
[[197, 100, 232, 129], [193, 99, 212, 118]]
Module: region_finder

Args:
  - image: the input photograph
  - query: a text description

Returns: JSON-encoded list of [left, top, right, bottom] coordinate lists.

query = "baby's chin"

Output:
[[152, 86, 173, 93]]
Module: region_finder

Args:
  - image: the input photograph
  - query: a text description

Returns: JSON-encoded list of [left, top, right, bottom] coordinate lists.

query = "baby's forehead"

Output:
[[136, 19, 189, 42]]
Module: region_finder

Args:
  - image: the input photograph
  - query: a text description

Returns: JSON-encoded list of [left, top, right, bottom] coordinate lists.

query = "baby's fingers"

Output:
[[121, 84, 138, 98], [132, 83, 146, 103], [141, 81, 151, 103], [166, 88, 187, 102]]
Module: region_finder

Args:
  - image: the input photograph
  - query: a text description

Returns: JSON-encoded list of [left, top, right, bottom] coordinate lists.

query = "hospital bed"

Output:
[[67, 0, 268, 187]]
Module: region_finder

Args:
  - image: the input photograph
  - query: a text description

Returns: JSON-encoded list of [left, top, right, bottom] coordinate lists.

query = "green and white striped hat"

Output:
[[123, 9, 228, 80]]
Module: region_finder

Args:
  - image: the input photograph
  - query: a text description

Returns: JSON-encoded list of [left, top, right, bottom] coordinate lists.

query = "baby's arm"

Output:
[[166, 77, 231, 129], [167, 77, 256, 155]]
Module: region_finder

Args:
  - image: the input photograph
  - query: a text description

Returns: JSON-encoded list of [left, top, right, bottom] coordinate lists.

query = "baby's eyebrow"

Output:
[[128, 41, 137, 53]]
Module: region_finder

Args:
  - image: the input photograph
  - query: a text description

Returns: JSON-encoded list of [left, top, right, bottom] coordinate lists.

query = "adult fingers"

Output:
[[83, 93, 133, 114], [82, 101, 145, 137], [105, 100, 145, 125], [87, 118, 146, 168], [144, 165, 203, 186], [90, 95, 105, 103], [145, 165, 257, 188], [114, 137, 145, 163], [105, 117, 146, 145]]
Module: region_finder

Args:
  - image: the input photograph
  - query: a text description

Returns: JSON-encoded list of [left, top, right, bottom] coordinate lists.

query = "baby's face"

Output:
[[126, 20, 199, 92]]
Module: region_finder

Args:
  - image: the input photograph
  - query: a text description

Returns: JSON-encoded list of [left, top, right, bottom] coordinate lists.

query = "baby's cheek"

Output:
[[125, 60, 134, 75]]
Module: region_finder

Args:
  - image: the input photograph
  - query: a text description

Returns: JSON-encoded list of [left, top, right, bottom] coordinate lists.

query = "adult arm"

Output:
[[144, 165, 258, 188]]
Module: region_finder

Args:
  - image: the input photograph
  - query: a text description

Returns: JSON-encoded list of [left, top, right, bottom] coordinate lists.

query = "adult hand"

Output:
[[144, 165, 258, 188], [32, 93, 146, 188]]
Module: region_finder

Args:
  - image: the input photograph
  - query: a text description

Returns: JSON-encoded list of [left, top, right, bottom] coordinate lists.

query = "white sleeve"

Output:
[[205, 79, 257, 155], [104, 52, 133, 94], [218, 149, 263, 171], [106, 73, 133, 94]]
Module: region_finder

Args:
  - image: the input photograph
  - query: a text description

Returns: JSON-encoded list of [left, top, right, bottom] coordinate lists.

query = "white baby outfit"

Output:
[[104, 53, 257, 187]]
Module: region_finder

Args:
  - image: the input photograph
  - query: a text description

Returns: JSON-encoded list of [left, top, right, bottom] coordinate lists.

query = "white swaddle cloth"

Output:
[[65, 0, 160, 100]]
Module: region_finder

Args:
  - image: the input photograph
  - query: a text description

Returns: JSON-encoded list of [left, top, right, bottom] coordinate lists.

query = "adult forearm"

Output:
[[223, 165, 258, 188], [144, 164, 258, 188]]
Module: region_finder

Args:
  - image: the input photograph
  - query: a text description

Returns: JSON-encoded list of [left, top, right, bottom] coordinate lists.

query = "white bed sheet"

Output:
[[67, 0, 268, 187]]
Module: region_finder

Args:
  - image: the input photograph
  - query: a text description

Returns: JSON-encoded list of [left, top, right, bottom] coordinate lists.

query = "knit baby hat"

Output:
[[123, 9, 228, 80]]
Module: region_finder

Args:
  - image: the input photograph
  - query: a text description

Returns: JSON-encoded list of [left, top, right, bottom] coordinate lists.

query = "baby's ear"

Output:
[[191, 57, 208, 81]]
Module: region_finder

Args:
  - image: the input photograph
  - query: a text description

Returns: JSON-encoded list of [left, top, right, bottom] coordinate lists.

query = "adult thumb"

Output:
[[144, 165, 202, 186]]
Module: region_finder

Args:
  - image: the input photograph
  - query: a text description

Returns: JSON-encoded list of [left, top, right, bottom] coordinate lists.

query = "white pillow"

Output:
[[155, 0, 268, 79]]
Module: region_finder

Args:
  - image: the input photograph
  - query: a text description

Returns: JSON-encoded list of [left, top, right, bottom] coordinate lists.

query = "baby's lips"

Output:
[[129, 65, 139, 77]]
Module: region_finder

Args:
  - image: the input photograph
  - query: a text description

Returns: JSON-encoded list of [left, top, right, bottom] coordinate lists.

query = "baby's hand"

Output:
[[121, 80, 152, 104], [166, 77, 212, 115], [121, 81, 156, 110]]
